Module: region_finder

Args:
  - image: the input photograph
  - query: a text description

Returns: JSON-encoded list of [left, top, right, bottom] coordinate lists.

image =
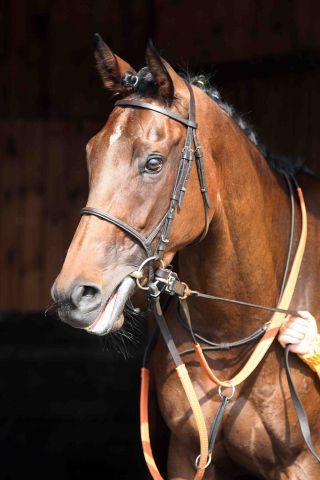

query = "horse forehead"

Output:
[[91, 106, 178, 158], [108, 124, 123, 146], [110, 106, 174, 141]]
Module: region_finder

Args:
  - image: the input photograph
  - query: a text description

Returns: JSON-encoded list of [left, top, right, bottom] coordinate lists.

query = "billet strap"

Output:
[[193, 186, 308, 387], [284, 346, 320, 462], [115, 99, 197, 129]]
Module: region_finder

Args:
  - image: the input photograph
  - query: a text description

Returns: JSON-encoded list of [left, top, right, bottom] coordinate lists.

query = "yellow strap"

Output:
[[176, 364, 209, 479]]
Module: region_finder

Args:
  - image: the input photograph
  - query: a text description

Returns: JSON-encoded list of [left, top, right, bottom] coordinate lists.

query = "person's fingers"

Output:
[[297, 310, 314, 321], [279, 327, 305, 340], [278, 334, 301, 348], [283, 316, 309, 329], [278, 310, 318, 354], [287, 342, 309, 355]]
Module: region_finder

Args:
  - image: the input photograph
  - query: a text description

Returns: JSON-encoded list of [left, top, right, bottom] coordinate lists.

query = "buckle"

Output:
[[155, 269, 192, 299]]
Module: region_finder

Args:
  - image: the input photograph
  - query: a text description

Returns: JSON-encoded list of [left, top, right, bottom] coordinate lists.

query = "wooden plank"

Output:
[[41, 121, 70, 309], [303, 74, 320, 175], [0, 122, 23, 310], [64, 120, 93, 242], [20, 121, 44, 310]]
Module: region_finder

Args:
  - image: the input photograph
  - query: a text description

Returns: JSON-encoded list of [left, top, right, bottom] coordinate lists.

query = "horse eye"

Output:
[[144, 156, 163, 174]]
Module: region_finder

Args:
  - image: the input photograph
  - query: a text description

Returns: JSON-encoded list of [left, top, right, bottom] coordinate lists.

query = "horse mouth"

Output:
[[85, 276, 136, 336]]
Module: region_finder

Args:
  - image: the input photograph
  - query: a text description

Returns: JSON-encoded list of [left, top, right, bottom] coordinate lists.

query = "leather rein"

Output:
[[80, 84, 318, 477]]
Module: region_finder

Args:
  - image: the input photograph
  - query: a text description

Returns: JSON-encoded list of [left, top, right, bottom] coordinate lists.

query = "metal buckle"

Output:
[[165, 272, 178, 295]]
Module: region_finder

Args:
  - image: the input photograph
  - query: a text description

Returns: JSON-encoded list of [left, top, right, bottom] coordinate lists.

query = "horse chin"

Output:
[[85, 276, 136, 336]]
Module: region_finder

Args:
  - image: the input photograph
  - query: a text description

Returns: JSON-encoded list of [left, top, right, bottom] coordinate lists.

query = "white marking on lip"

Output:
[[109, 125, 122, 146], [85, 277, 136, 336], [86, 292, 117, 335]]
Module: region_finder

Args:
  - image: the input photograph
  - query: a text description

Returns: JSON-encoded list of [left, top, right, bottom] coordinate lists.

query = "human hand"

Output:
[[278, 310, 318, 355]]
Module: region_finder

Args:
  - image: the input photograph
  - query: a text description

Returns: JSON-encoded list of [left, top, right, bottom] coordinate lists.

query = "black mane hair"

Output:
[[125, 67, 310, 177]]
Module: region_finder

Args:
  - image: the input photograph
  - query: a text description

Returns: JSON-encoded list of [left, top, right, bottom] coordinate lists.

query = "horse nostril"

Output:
[[83, 286, 98, 298], [71, 284, 102, 312]]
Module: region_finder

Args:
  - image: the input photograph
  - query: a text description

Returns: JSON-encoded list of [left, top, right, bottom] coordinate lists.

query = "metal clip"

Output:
[[148, 282, 162, 298]]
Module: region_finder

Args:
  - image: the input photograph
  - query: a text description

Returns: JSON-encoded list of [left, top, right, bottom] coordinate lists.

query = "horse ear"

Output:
[[94, 33, 137, 94], [145, 40, 187, 102]]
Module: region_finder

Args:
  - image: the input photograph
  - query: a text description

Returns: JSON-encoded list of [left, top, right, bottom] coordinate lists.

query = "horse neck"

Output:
[[179, 103, 293, 340]]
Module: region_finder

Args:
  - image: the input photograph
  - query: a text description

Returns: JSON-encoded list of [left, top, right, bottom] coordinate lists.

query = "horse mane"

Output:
[[132, 67, 310, 177]]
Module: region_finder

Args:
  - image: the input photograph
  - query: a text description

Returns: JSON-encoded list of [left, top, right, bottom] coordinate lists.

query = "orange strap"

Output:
[[140, 368, 164, 480], [195, 187, 307, 387], [140, 366, 209, 480]]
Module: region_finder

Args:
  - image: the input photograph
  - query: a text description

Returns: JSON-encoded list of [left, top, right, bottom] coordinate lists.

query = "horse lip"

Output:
[[85, 276, 136, 336]]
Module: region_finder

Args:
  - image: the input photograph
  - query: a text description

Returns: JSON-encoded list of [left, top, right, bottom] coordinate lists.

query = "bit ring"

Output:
[[135, 256, 164, 291]]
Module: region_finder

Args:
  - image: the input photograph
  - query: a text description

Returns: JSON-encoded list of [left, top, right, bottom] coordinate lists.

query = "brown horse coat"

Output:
[[52, 38, 320, 479]]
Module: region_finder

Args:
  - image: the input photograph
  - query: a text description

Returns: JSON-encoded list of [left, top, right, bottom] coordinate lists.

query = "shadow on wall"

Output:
[[0, 312, 148, 480]]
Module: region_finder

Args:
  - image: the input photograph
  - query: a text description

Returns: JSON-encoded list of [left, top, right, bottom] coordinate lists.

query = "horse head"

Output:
[[51, 36, 218, 335]]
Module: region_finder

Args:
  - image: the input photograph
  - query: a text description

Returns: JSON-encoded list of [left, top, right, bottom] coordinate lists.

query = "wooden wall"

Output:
[[0, 120, 100, 310], [1, 0, 320, 311]]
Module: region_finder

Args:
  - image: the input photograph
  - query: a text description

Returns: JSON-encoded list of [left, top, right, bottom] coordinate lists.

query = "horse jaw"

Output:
[[85, 276, 136, 336]]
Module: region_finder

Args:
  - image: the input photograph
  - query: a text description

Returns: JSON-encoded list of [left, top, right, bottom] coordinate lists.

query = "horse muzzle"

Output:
[[51, 274, 137, 335]]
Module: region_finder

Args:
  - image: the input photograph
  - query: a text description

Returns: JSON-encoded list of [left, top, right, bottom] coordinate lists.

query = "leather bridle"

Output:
[[79, 83, 319, 477], [81, 83, 211, 261]]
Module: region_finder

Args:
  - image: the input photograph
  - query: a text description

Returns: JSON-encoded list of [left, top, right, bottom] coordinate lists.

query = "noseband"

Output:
[[80, 83, 211, 261]]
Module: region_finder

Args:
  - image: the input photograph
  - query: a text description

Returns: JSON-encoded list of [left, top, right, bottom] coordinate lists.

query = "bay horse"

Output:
[[51, 35, 320, 479]]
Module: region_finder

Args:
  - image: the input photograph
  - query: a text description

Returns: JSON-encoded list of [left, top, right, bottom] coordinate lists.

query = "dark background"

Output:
[[1, 1, 320, 479]]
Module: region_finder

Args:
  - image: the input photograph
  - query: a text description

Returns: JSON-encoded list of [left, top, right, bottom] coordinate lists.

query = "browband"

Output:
[[115, 99, 197, 129]]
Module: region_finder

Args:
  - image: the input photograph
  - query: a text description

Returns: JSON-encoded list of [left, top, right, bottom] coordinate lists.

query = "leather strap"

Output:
[[191, 291, 299, 317], [284, 346, 320, 462], [80, 207, 167, 257], [115, 99, 197, 129], [208, 395, 229, 454], [151, 294, 183, 367]]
